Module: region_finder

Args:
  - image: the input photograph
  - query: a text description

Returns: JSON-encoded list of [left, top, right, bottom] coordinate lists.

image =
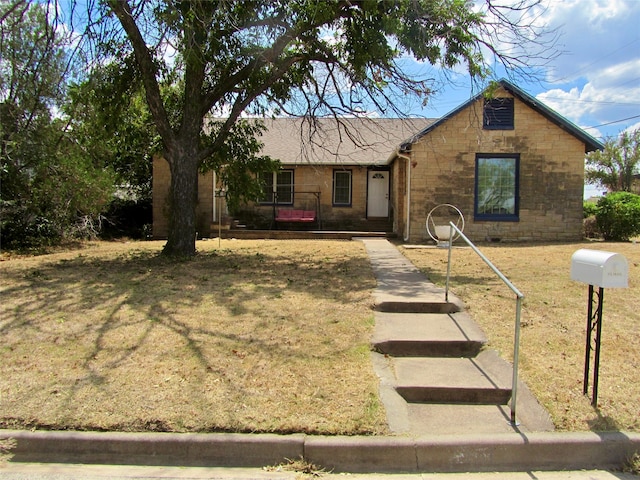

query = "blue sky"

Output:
[[404, 0, 639, 198], [413, 0, 639, 143]]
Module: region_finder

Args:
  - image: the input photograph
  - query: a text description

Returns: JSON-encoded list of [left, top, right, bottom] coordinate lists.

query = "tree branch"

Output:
[[108, 0, 175, 151]]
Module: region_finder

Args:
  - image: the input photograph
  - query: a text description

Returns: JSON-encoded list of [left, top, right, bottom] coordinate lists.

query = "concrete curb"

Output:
[[3, 430, 639, 473]]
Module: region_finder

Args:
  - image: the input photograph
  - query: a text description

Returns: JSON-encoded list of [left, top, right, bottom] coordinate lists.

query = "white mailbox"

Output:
[[570, 249, 628, 288]]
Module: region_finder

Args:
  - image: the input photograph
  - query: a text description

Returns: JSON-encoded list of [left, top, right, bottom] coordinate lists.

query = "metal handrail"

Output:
[[444, 222, 524, 426]]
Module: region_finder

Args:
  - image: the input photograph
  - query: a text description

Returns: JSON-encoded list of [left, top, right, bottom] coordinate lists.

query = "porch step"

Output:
[[392, 355, 512, 405], [365, 218, 393, 233], [372, 312, 486, 357]]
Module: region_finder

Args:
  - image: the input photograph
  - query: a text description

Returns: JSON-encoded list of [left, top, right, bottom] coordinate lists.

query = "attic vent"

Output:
[[483, 98, 514, 130]]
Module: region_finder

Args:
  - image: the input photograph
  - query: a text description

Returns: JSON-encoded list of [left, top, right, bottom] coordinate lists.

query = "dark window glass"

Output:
[[483, 98, 514, 130], [333, 170, 352, 205], [259, 170, 293, 204]]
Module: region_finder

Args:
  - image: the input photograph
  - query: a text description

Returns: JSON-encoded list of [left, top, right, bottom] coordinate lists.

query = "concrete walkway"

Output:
[[2, 238, 639, 474], [358, 238, 554, 435]]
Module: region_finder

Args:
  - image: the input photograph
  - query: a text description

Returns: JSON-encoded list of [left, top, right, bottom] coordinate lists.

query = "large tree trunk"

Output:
[[163, 144, 199, 257]]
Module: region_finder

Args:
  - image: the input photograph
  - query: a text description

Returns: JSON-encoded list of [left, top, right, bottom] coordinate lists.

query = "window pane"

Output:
[[334, 171, 351, 205], [476, 157, 516, 216], [276, 170, 293, 204]]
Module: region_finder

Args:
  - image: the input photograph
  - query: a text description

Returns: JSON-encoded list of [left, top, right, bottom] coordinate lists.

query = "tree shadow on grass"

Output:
[[0, 244, 380, 434]]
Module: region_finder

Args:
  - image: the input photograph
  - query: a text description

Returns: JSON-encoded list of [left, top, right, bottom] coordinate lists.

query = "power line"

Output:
[[549, 38, 640, 84], [542, 97, 640, 106], [586, 114, 640, 129]]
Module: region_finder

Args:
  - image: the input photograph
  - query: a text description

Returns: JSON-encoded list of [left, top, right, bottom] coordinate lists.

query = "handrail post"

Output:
[[446, 222, 524, 427], [511, 295, 523, 425], [445, 224, 453, 302]]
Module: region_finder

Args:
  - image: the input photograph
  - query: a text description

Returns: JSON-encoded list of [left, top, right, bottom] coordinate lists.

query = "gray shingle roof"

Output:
[[258, 117, 434, 166]]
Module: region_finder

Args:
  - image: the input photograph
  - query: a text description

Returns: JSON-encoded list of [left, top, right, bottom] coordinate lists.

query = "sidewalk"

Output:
[[1, 463, 638, 480]]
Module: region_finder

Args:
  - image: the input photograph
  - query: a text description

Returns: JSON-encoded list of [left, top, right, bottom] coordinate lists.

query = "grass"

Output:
[[1, 238, 638, 435], [0, 240, 386, 435], [399, 240, 640, 432]]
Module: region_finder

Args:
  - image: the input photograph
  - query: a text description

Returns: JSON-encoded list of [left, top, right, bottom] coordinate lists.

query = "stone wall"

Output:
[[406, 91, 586, 243], [153, 157, 376, 236], [152, 156, 170, 238], [243, 164, 372, 230]]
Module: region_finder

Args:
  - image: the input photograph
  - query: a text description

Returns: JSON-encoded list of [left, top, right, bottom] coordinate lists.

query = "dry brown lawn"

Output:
[[2, 238, 638, 435], [400, 241, 640, 432], [0, 240, 386, 435]]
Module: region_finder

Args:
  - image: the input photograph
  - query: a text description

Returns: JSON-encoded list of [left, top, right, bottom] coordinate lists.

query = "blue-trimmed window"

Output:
[[475, 154, 519, 221], [259, 170, 294, 204], [333, 170, 352, 206], [483, 98, 514, 130]]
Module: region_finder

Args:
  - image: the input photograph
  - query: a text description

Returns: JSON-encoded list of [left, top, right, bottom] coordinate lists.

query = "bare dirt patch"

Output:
[[400, 241, 639, 432], [0, 240, 386, 435]]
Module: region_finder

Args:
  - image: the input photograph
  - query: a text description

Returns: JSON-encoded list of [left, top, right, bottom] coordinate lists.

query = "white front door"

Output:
[[367, 170, 390, 217]]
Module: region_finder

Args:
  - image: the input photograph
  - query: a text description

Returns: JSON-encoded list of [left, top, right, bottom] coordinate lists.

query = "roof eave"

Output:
[[404, 80, 605, 153]]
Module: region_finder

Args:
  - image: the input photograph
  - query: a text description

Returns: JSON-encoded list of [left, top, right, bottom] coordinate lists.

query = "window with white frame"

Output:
[[333, 170, 352, 206], [259, 170, 294, 204]]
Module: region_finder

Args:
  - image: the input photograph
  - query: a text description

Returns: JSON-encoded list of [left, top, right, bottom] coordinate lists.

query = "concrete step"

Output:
[[396, 384, 512, 405], [375, 339, 483, 357], [371, 312, 486, 357], [392, 354, 512, 405], [404, 403, 520, 434], [374, 301, 460, 314]]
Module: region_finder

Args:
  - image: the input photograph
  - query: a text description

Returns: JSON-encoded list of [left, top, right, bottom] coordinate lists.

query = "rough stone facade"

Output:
[[152, 158, 381, 237], [236, 164, 374, 230], [400, 90, 587, 244], [152, 82, 600, 242]]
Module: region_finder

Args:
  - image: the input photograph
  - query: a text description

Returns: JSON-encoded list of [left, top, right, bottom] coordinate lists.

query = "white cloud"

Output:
[[624, 121, 640, 135], [528, 0, 640, 137], [541, 0, 640, 81]]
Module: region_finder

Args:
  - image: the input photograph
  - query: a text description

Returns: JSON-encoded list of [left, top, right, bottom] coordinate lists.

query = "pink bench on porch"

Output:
[[275, 209, 317, 223]]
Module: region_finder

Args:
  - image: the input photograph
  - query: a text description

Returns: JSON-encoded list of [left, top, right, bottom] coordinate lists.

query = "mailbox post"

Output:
[[570, 249, 628, 406]]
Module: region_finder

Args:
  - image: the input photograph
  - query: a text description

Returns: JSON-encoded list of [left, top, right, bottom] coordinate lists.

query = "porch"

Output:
[[214, 229, 392, 240]]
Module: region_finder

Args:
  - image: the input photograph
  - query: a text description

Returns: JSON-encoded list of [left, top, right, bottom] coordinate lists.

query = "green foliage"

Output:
[[100, 198, 152, 240], [583, 201, 599, 218], [201, 119, 279, 212], [586, 129, 640, 192], [65, 66, 160, 200], [0, 2, 115, 249], [85, 0, 551, 256], [595, 192, 640, 241]]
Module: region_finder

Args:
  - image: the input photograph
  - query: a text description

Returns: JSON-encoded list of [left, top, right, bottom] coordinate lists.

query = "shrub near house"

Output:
[[595, 192, 640, 241]]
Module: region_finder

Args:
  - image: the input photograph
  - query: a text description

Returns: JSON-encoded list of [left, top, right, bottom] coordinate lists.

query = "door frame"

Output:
[[366, 167, 391, 218]]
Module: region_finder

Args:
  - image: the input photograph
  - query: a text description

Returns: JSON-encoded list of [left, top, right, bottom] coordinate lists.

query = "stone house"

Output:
[[632, 174, 640, 195], [152, 80, 603, 242]]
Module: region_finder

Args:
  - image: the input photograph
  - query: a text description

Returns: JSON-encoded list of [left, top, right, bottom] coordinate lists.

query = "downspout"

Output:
[[396, 152, 412, 242]]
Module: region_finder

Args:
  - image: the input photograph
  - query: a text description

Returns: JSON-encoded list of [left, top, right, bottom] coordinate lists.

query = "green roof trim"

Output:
[[402, 79, 604, 153]]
